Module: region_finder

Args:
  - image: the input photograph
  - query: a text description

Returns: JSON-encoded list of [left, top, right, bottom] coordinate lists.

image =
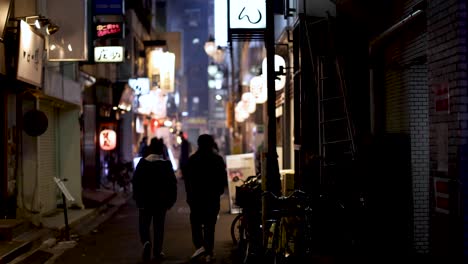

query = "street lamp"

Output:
[[205, 35, 226, 63]]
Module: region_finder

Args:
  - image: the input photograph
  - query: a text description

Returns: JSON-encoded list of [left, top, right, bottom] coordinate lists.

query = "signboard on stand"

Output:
[[225, 153, 256, 214]]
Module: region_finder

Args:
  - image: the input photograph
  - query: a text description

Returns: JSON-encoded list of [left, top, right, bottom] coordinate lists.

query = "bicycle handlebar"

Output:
[[243, 175, 259, 184], [262, 189, 309, 201]]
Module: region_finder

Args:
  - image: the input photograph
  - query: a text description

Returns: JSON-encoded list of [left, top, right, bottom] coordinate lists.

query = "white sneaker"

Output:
[[191, 246, 206, 259]]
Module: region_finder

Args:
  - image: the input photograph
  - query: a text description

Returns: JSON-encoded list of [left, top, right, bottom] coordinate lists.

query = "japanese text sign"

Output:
[[95, 22, 123, 39], [94, 46, 124, 62], [229, 0, 266, 29], [17, 20, 44, 87], [99, 129, 116, 150]]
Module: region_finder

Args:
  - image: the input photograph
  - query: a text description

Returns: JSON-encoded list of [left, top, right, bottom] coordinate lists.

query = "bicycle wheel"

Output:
[[231, 213, 244, 245]]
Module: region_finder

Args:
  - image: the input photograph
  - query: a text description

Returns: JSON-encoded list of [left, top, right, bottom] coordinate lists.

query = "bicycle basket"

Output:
[[235, 185, 260, 208]]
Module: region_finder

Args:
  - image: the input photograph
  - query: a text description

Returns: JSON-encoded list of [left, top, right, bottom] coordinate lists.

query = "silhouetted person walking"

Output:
[[132, 138, 177, 262], [138, 136, 149, 157], [179, 131, 191, 178], [184, 134, 227, 262]]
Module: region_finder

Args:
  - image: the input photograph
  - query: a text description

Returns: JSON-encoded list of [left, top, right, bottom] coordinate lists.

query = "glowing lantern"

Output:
[[99, 129, 117, 150], [235, 101, 250, 123], [148, 48, 175, 93], [151, 118, 160, 133], [249, 75, 267, 104], [241, 92, 256, 113]]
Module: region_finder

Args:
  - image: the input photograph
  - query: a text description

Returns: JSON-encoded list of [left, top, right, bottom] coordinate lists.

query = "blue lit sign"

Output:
[[94, 0, 124, 15]]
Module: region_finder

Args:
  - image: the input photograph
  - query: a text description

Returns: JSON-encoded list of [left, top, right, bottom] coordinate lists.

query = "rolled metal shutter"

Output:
[[383, 33, 426, 133], [383, 47, 407, 133], [38, 100, 58, 214]]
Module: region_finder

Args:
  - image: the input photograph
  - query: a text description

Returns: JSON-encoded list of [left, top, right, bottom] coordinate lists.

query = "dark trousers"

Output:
[[189, 203, 220, 255], [139, 208, 167, 255]]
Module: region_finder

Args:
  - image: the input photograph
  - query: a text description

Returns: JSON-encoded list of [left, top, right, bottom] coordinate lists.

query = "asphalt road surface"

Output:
[[51, 179, 239, 264]]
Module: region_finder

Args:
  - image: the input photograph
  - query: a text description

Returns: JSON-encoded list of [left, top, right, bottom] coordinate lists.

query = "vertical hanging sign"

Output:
[[17, 21, 44, 87], [228, 0, 266, 41]]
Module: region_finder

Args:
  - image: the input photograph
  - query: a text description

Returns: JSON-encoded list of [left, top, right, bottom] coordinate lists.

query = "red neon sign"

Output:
[[96, 23, 122, 38]]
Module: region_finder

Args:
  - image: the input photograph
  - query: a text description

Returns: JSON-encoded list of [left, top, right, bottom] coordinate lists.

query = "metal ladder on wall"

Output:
[[317, 56, 356, 169], [304, 16, 356, 186]]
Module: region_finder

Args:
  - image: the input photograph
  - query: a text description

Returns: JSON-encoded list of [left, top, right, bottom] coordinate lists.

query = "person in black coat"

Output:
[[132, 137, 177, 262], [183, 134, 227, 262], [178, 131, 192, 178]]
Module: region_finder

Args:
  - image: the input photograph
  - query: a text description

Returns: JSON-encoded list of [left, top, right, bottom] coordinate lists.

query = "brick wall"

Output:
[[427, 0, 468, 259], [382, 21, 429, 254], [408, 65, 430, 253]]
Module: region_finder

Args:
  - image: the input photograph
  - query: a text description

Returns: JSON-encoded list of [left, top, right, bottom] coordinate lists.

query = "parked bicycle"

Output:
[[263, 189, 313, 264], [108, 160, 133, 193], [231, 175, 263, 263]]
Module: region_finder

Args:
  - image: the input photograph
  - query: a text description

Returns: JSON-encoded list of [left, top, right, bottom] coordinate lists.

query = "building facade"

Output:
[[276, 0, 467, 260]]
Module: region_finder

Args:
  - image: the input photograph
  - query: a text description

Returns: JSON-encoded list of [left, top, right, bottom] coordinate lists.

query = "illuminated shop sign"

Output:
[[94, 0, 124, 15], [94, 46, 123, 62], [147, 48, 175, 93], [95, 22, 123, 39], [99, 129, 116, 150], [17, 20, 44, 87], [229, 0, 266, 29]]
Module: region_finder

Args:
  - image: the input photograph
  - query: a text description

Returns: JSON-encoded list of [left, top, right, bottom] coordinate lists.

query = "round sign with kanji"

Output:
[[99, 129, 117, 150]]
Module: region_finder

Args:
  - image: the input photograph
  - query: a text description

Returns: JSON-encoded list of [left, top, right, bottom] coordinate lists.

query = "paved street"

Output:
[[51, 179, 239, 264]]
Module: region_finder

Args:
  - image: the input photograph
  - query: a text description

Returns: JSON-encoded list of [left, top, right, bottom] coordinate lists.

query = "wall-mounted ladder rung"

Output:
[[320, 96, 344, 102], [321, 117, 346, 123], [323, 139, 352, 145], [318, 55, 356, 165]]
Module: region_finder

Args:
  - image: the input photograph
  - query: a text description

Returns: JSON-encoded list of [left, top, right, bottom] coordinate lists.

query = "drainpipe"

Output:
[[368, 9, 424, 56], [262, 0, 282, 250], [265, 0, 281, 195]]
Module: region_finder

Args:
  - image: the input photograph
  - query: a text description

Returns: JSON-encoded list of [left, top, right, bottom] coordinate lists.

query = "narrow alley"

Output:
[[50, 178, 238, 264]]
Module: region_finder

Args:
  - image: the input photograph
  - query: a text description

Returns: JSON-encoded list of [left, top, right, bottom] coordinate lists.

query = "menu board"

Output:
[[225, 153, 256, 214]]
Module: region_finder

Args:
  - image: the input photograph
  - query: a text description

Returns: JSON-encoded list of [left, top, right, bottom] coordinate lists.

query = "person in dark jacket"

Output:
[[132, 137, 177, 262], [178, 131, 191, 178], [184, 134, 227, 262], [159, 137, 170, 160], [138, 136, 149, 157]]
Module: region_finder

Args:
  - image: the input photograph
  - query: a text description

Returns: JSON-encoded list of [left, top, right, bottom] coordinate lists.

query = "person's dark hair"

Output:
[[197, 134, 216, 151], [148, 137, 164, 155]]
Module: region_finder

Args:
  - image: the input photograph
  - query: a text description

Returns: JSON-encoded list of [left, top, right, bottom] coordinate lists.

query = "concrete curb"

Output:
[[3, 192, 132, 264]]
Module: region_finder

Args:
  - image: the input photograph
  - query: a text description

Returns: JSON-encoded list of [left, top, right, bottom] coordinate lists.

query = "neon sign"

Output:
[[95, 23, 123, 39]]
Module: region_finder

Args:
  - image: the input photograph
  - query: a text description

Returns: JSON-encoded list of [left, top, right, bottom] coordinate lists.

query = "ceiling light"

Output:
[[24, 16, 60, 35]]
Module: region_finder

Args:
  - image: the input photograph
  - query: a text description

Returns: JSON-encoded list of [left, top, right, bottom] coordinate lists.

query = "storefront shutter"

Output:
[[37, 101, 58, 214]]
